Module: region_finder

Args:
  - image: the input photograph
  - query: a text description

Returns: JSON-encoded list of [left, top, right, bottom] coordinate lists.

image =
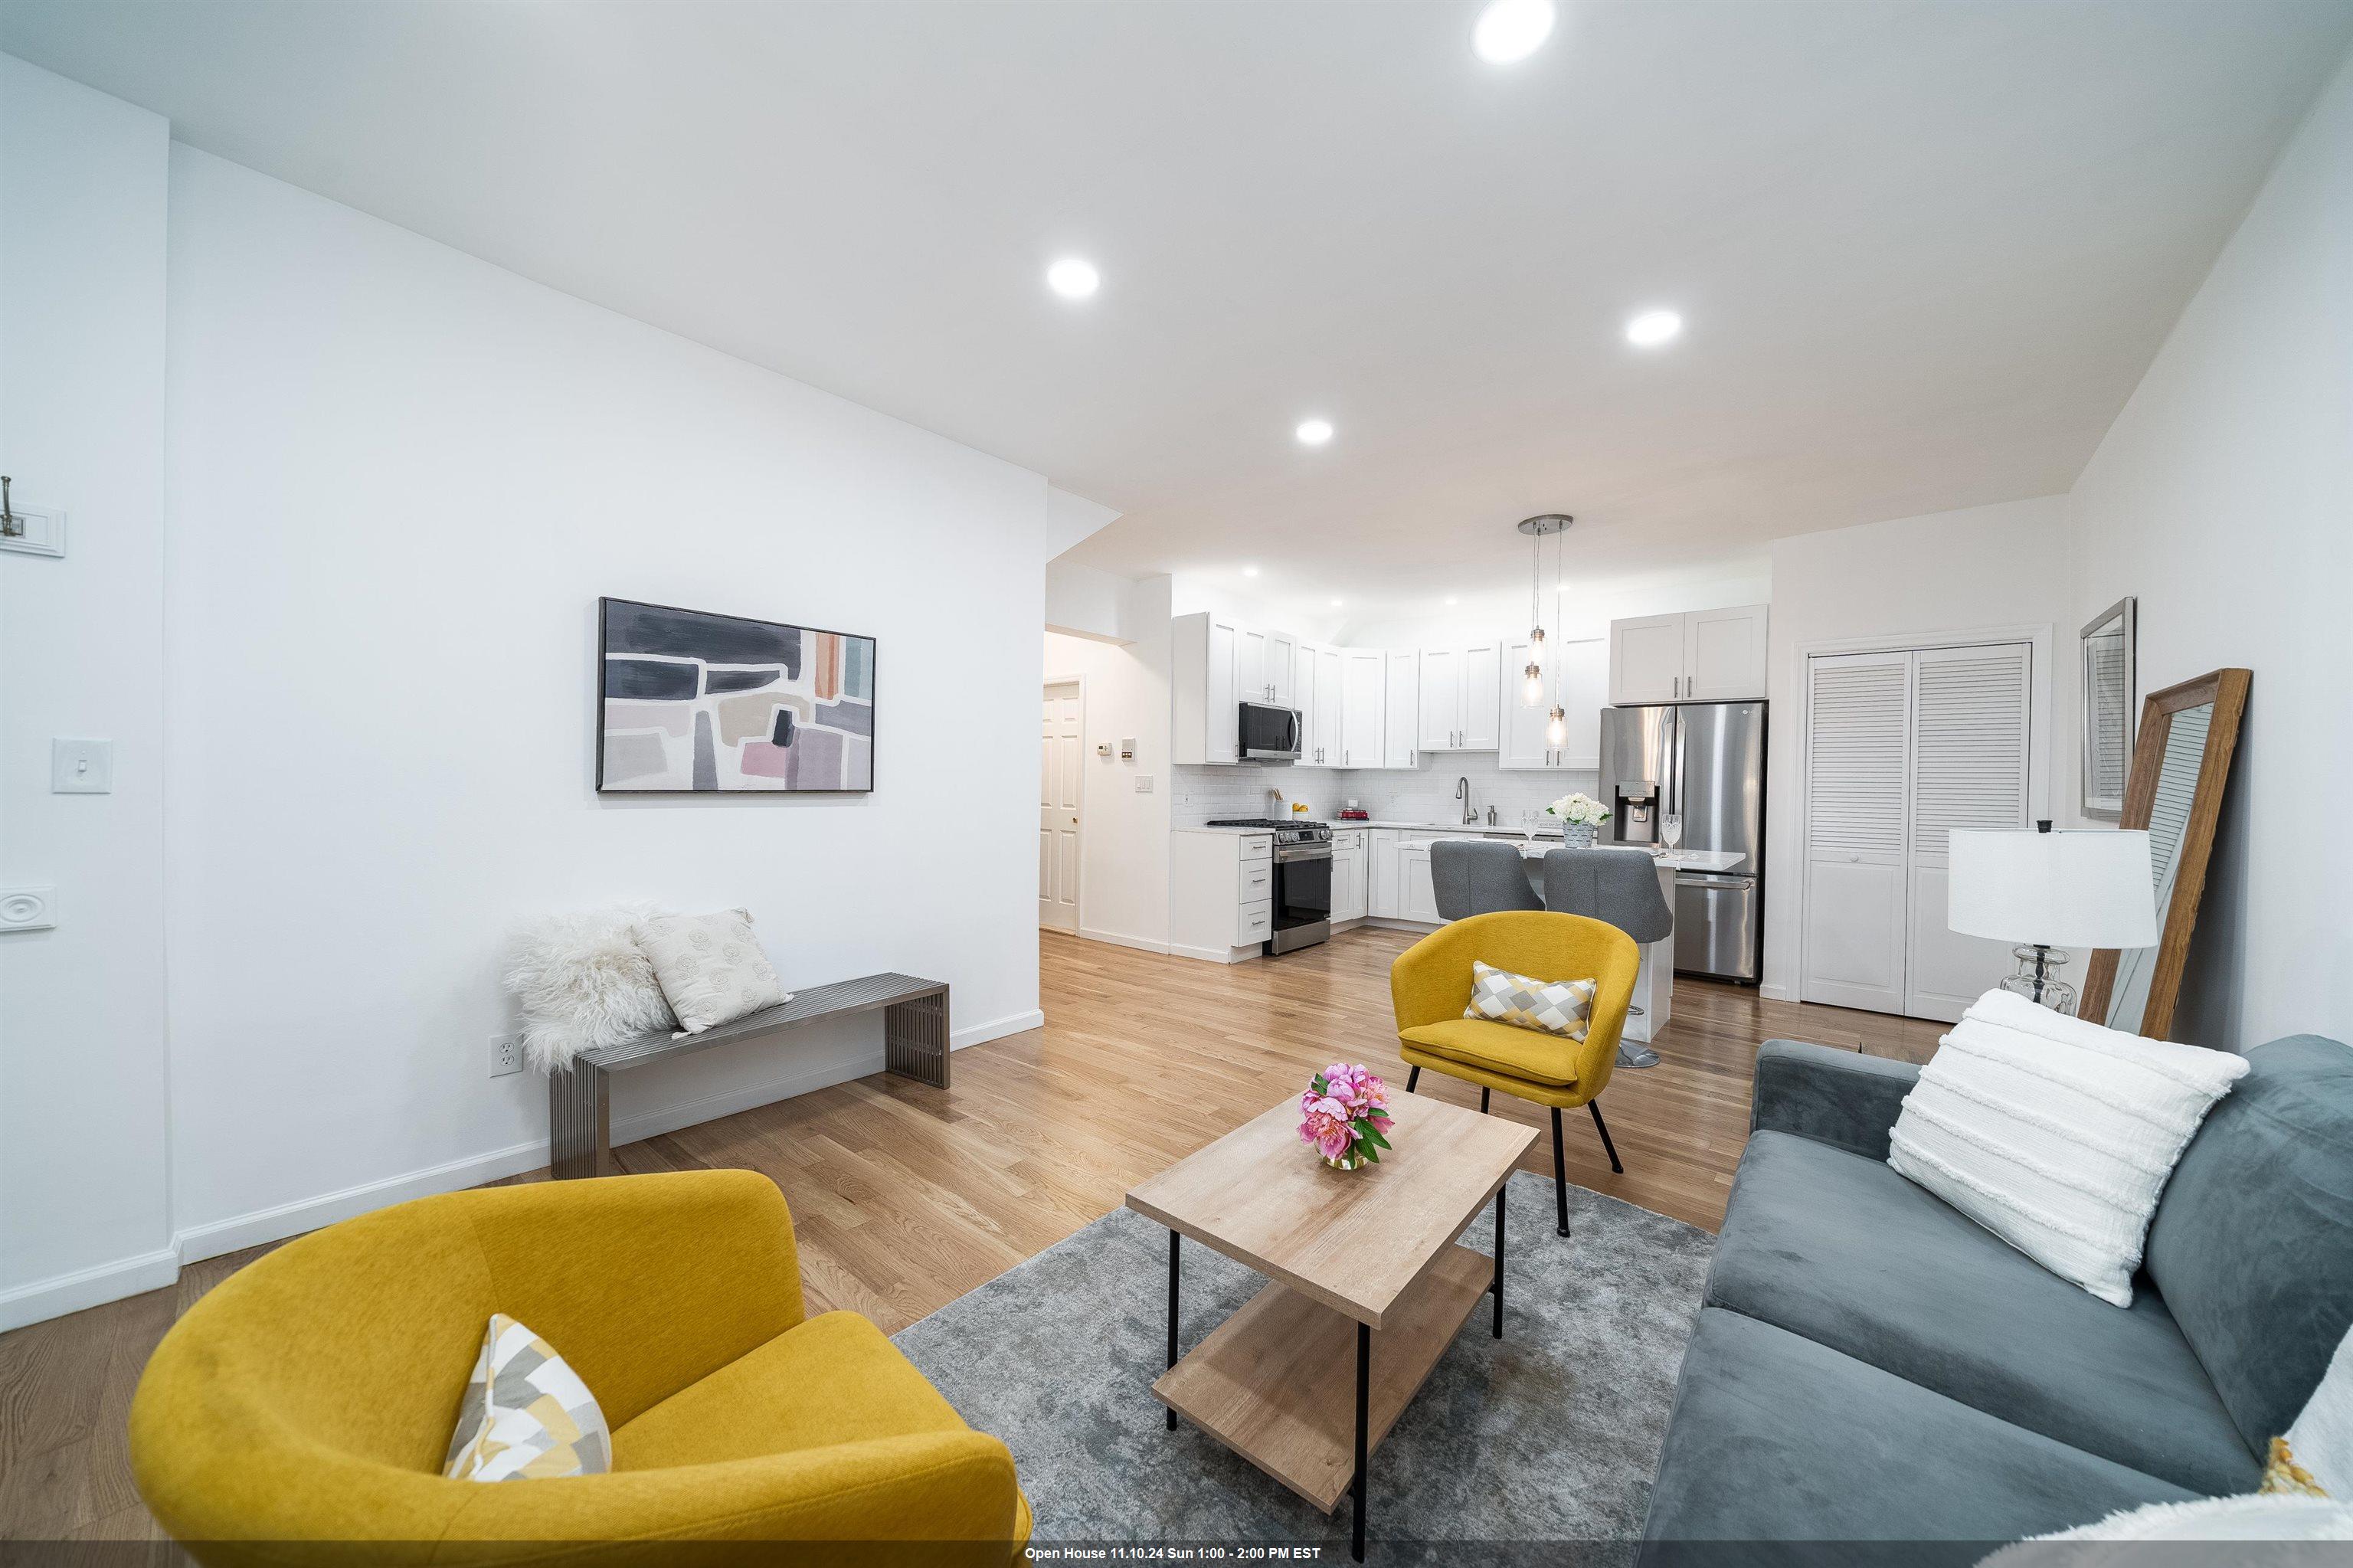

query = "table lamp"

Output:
[[1948, 822, 2158, 1016]]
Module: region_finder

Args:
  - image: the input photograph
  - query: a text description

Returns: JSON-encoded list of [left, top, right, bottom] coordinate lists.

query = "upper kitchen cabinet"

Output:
[[1419, 640, 1500, 750], [1382, 650, 1419, 767], [1234, 624, 1300, 706], [1173, 611, 1241, 764], [1608, 605, 1769, 705], [1500, 635, 1607, 769], [1340, 649, 1385, 768], [1311, 643, 1343, 766]]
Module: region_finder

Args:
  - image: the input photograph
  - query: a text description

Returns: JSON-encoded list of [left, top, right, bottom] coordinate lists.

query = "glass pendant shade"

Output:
[[1522, 663, 1544, 707], [1546, 706, 1566, 746]]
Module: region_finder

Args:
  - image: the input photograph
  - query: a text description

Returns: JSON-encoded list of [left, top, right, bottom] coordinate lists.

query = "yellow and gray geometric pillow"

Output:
[[1464, 961, 1595, 1039], [442, 1314, 611, 1482]]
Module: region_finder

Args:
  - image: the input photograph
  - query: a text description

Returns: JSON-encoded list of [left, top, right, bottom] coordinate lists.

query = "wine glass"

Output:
[[1661, 812, 1684, 853]]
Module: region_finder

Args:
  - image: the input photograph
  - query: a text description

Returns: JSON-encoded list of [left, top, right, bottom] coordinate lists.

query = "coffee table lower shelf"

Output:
[[1150, 1242, 1493, 1513]]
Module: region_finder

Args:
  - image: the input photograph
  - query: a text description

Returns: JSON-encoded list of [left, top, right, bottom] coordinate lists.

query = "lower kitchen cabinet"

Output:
[[1332, 830, 1366, 923]]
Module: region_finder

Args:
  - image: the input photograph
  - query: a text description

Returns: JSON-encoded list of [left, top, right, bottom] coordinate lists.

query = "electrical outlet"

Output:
[[489, 1033, 522, 1078]]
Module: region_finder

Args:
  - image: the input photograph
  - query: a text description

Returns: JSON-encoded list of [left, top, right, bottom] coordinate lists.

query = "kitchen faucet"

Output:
[[1457, 776, 1475, 825]]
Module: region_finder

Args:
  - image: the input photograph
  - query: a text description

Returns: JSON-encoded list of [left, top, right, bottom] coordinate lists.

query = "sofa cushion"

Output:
[[1706, 1130, 2258, 1496], [611, 1310, 970, 1468], [2145, 1035, 2353, 1456], [1400, 1018, 1579, 1086], [1638, 1308, 2195, 1568]]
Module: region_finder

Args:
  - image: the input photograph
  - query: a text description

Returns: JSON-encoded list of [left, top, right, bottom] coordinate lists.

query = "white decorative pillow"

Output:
[[2287, 1321, 2353, 1497], [443, 1314, 611, 1481], [638, 908, 790, 1037], [1888, 989, 2248, 1307], [1464, 961, 1595, 1039], [1974, 1494, 2352, 1559], [503, 902, 676, 1071]]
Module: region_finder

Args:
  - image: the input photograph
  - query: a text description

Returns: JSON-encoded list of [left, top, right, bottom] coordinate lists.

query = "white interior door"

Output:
[[1801, 652, 1911, 1012], [1039, 681, 1082, 932], [1903, 643, 2033, 1020]]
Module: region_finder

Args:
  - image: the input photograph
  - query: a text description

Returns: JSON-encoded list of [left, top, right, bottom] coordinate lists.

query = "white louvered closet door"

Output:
[[1903, 644, 2033, 1020], [1802, 652, 1913, 1013], [1801, 643, 2034, 1020]]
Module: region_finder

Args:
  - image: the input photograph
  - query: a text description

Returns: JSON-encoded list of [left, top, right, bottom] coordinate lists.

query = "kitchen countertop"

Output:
[[1173, 823, 1745, 874]]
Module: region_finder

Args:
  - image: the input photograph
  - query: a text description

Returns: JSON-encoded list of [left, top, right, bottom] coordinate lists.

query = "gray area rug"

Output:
[[893, 1172, 1714, 1562]]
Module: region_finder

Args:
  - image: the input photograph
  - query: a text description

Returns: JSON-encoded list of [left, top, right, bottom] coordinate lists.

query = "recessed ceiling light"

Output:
[[1626, 309, 1684, 347], [1242, 565, 1259, 578], [1474, 0, 1555, 64], [1330, 598, 1344, 608], [1445, 596, 1460, 606], [1046, 258, 1100, 300], [1295, 418, 1334, 446]]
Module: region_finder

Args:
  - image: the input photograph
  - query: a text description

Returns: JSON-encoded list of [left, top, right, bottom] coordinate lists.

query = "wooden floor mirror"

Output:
[[2077, 668, 2251, 1039]]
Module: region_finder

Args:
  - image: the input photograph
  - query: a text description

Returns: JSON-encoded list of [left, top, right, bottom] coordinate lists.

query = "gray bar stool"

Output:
[[1542, 846, 1672, 1068], [1430, 839, 1543, 921]]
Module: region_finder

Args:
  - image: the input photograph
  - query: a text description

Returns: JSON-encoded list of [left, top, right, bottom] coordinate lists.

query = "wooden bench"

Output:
[[548, 973, 949, 1179]]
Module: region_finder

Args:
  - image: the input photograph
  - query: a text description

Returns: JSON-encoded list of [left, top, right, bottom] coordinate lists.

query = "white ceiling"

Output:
[[8, 1, 2349, 625]]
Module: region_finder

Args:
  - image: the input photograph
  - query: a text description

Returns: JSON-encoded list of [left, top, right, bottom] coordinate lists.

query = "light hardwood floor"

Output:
[[0, 926, 1944, 1543]]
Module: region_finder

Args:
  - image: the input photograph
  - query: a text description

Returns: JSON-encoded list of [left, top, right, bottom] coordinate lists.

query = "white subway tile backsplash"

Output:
[[1173, 756, 1598, 830]]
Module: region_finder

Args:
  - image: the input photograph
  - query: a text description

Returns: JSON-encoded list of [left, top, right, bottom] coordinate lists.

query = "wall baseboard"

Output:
[[1759, 981, 1797, 1003], [953, 1008, 1042, 1049], [175, 1138, 555, 1267], [0, 1246, 180, 1333], [1076, 928, 1170, 954]]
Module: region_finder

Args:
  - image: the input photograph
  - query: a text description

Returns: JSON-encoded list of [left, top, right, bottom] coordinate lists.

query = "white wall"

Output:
[[1042, 575, 1172, 951], [1044, 558, 1140, 643], [0, 59, 178, 1324], [2065, 51, 2353, 1049], [1761, 496, 2073, 1000]]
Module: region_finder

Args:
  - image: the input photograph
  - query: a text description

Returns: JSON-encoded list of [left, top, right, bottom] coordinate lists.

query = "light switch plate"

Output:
[[0, 500, 66, 558], [52, 738, 113, 794], [1, 887, 58, 932], [1134, 775, 1154, 793]]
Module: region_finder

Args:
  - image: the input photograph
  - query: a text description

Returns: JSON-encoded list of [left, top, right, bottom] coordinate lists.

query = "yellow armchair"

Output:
[[129, 1169, 1030, 1565], [1391, 910, 1640, 1238]]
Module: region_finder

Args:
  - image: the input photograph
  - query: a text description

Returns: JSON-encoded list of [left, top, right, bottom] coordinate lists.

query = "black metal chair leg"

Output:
[[1352, 1322, 1370, 1561], [1491, 1184, 1506, 1338], [1590, 1101, 1625, 1174], [1165, 1230, 1180, 1430], [1552, 1106, 1570, 1237], [1406, 1065, 1419, 1094], [1480, 1087, 1491, 1115]]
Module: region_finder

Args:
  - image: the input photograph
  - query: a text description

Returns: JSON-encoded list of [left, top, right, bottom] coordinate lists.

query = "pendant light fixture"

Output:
[[1517, 514, 1572, 707], [1540, 516, 1575, 746]]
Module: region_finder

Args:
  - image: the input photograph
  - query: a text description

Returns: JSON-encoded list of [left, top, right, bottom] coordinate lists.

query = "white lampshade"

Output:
[[1948, 827, 2158, 949]]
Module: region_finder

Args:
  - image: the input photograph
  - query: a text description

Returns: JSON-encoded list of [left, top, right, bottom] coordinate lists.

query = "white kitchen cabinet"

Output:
[[1170, 829, 1277, 963], [1608, 605, 1769, 705], [1340, 650, 1385, 768], [1399, 840, 1442, 923], [1293, 640, 1322, 765], [1238, 627, 1269, 706], [1332, 830, 1366, 923], [1173, 612, 1243, 765], [1383, 651, 1419, 768], [1314, 646, 1343, 766], [1460, 643, 1500, 748], [1499, 635, 1608, 770], [1367, 830, 1401, 917], [1265, 629, 1298, 706], [1417, 640, 1501, 750]]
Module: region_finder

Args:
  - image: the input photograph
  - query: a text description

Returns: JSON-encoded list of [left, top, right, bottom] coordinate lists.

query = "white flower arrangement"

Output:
[[1546, 791, 1608, 827]]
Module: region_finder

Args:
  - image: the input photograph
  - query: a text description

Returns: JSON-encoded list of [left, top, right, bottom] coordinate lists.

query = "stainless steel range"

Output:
[[1206, 818, 1333, 954]]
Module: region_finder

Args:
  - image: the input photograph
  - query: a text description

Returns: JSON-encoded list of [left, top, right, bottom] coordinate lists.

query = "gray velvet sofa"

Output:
[[1638, 1033, 2353, 1566]]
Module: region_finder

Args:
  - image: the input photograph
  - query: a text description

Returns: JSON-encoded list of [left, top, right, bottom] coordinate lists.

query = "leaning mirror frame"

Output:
[[2077, 668, 2250, 1040]]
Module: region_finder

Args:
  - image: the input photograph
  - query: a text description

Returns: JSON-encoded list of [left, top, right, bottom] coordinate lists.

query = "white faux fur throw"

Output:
[[503, 903, 676, 1072], [1975, 1494, 2353, 1561]]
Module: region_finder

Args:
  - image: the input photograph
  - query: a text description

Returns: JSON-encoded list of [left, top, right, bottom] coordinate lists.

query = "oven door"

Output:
[[1269, 846, 1333, 953], [1239, 702, 1301, 761]]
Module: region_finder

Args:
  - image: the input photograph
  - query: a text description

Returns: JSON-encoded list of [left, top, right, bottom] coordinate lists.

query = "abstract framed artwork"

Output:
[[597, 597, 875, 793]]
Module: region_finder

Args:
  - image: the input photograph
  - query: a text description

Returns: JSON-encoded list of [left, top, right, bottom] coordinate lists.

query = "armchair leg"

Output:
[[1406, 1066, 1419, 1094], [1481, 1088, 1491, 1115], [1552, 1106, 1570, 1238], [1589, 1102, 1625, 1174]]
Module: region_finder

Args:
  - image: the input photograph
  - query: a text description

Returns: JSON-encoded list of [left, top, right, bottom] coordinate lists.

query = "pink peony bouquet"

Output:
[[1298, 1062, 1396, 1170]]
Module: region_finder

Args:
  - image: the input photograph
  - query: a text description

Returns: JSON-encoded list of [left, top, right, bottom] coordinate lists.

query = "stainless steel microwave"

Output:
[[1238, 702, 1301, 762]]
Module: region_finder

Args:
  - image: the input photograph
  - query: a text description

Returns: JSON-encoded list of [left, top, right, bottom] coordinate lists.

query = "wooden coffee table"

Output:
[[1124, 1092, 1537, 1561]]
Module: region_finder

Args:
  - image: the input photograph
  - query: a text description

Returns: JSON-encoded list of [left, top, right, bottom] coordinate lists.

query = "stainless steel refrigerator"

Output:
[[1598, 700, 1766, 983]]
